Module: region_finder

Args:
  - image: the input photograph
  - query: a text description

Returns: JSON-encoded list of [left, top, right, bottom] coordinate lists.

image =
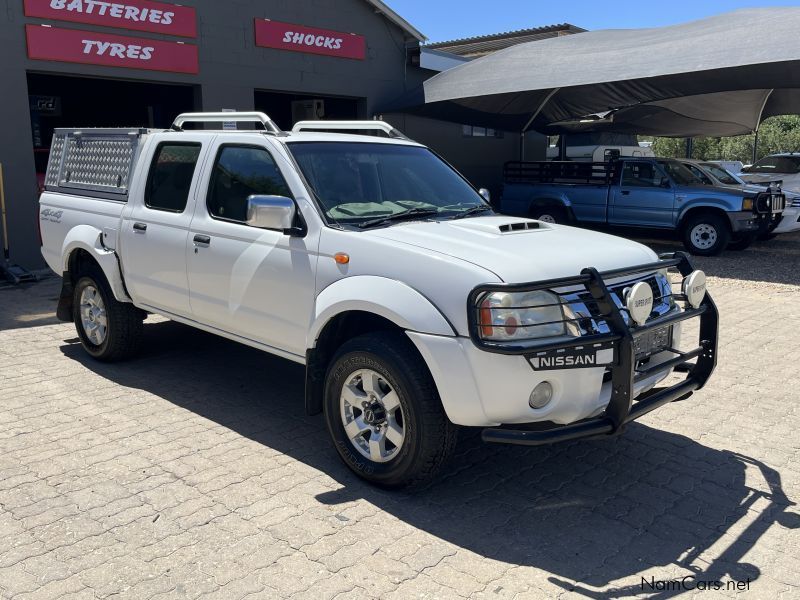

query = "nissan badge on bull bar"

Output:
[[528, 342, 616, 371]]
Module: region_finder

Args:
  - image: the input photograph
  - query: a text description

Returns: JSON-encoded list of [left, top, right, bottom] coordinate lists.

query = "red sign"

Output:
[[254, 19, 365, 61], [24, 0, 197, 38], [25, 25, 199, 74]]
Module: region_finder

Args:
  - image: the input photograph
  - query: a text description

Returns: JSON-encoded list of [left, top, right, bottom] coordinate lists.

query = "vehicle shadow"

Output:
[[633, 230, 800, 288], [564, 226, 799, 288], [60, 321, 798, 595]]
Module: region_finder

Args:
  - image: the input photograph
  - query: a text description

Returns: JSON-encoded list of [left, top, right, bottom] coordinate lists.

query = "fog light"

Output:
[[683, 270, 707, 308], [624, 281, 654, 326], [529, 382, 553, 409]]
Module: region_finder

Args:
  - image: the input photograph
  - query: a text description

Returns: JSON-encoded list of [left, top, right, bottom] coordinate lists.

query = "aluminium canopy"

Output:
[[395, 8, 800, 137]]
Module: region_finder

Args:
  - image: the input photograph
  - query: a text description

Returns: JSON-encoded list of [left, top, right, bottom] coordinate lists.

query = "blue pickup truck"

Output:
[[498, 158, 785, 255]]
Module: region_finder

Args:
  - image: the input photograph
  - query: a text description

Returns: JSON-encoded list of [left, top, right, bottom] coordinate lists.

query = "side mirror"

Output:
[[246, 195, 296, 231], [660, 178, 671, 188], [478, 188, 491, 202]]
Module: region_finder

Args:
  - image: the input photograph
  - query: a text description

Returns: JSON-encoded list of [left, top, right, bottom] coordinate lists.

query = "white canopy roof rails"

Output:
[[291, 120, 409, 140], [171, 112, 282, 134]]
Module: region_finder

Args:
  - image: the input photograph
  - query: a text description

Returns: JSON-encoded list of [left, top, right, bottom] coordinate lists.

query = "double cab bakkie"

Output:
[[499, 158, 785, 255], [39, 113, 718, 488]]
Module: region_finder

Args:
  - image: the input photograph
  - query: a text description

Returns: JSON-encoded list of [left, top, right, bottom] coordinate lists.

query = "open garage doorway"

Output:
[[255, 90, 363, 131], [27, 73, 197, 192]]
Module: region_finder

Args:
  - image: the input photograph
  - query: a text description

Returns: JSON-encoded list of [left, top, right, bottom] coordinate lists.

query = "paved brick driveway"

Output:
[[1, 233, 798, 599]]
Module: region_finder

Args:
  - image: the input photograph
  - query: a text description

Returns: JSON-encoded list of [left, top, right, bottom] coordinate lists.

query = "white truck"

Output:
[[39, 113, 718, 488]]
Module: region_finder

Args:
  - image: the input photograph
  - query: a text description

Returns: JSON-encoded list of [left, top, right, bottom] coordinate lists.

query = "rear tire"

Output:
[[323, 331, 458, 489], [681, 212, 730, 256], [73, 267, 144, 362], [530, 205, 569, 225]]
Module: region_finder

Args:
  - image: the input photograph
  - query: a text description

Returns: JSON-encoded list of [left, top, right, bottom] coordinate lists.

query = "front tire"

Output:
[[323, 332, 458, 489], [73, 268, 144, 362], [681, 212, 731, 256], [727, 232, 757, 251]]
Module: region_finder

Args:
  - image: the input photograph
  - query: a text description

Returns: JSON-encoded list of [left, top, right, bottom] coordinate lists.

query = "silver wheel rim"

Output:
[[690, 223, 718, 250], [537, 214, 557, 224], [340, 369, 405, 463], [79, 285, 108, 345]]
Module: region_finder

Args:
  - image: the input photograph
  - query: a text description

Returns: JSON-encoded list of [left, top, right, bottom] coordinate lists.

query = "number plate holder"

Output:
[[527, 341, 616, 371]]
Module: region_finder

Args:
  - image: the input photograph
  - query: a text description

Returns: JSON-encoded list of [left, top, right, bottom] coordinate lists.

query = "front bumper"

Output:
[[772, 206, 800, 234], [469, 252, 718, 446], [728, 210, 762, 232]]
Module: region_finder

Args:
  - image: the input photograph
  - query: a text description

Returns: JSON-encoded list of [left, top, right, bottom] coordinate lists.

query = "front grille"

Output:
[[560, 273, 675, 337], [772, 194, 786, 212]]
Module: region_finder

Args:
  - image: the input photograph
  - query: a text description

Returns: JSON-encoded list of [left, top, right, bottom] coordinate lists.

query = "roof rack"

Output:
[[171, 112, 282, 134], [291, 120, 409, 140]]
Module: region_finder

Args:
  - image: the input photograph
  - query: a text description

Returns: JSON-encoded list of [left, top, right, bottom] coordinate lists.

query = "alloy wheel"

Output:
[[79, 285, 108, 345], [339, 368, 405, 463]]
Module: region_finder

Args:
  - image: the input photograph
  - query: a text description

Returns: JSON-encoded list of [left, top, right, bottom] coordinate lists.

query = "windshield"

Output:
[[657, 160, 704, 186], [747, 156, 800, 174], [699, 163, 742, 185], [287, 142, 487, 225]]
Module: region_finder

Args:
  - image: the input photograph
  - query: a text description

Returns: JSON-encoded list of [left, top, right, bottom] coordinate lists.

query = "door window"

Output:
[[207, 146, 293, 223], [683, 163, 713, 185], [144, 143, 202, 212], [621, 162, 664, 187]]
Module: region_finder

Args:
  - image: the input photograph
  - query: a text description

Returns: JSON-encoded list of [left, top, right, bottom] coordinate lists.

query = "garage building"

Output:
[[1, 0, 544, 272]]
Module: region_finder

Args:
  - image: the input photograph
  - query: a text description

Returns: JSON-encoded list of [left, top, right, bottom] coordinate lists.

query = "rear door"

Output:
[[609, 160, 676, 227], [121, 135, 209, 317], [186, 136, 319, 359]]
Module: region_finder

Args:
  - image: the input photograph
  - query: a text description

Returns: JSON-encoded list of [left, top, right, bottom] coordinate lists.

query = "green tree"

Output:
[[647, 115, 800, 163]]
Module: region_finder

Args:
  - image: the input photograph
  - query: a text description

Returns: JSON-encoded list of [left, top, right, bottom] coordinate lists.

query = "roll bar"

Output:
[[171, 112, 282, 134], [291, 120, 409, 140]]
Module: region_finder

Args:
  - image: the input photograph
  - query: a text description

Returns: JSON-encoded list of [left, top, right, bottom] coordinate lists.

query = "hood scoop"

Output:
[[445, 216, 552, 236], [498, 220, 542, 233]]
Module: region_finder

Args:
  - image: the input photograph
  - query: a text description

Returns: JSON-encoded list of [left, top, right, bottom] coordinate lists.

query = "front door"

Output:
[[186, 137, 318, 359], [121, 138, 206, 317], [609, 161, 676, 227]]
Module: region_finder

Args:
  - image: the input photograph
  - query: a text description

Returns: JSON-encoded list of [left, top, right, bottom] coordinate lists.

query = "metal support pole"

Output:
[[0, 163, 9, 265], [752, 129, 759, 165], [685, 137, 693, 159]]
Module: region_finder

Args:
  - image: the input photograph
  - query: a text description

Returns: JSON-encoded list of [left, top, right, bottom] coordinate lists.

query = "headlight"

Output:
[[477, 290, 570, 341], [742, 197, 754, 211]]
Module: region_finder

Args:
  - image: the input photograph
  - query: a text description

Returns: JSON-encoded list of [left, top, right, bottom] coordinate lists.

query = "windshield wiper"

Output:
[[357, 207, 441, 229], [451, 205, 494, 219]]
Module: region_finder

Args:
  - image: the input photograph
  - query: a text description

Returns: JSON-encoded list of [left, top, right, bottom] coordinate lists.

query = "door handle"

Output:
[[621, 190, 631, 195], [133, 222, 147, 232], [193, 234, 211, 247]]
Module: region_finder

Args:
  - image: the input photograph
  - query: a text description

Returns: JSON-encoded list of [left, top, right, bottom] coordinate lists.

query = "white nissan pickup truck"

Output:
[[39, 112, 718, 488]]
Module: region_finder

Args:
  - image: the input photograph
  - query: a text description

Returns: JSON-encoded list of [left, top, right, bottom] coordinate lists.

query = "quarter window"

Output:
[[144, 143, 201, 212], [207, 146, 293, 222]]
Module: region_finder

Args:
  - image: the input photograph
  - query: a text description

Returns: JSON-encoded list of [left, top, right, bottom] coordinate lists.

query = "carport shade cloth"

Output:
[[385, 8, 800, 137]]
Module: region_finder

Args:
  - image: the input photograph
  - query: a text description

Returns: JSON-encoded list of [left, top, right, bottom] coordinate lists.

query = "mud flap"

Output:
[[56, 273, 74, 322]]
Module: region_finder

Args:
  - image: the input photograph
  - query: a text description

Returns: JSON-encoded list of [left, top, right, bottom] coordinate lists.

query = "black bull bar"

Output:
[[467, 252, 718, 446]]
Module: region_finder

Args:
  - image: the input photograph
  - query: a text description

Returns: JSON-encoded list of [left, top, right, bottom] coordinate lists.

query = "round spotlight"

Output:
[[683, 270, 707, 308], [624, 281, 653, 326], [529, 382, 553, 409]]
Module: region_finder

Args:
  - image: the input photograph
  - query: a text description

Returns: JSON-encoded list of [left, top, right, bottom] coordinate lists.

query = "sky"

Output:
[[388, 0, 800, 43]]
